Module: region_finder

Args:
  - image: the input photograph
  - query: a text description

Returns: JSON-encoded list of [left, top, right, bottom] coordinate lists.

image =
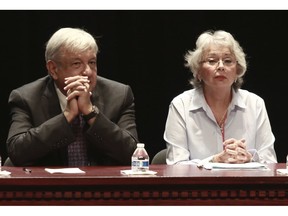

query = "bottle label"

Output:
[[132, 160, 149, 171]]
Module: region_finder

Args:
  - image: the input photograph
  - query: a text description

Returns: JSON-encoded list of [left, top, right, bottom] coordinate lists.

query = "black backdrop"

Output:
[[1, 10, 287, 163]]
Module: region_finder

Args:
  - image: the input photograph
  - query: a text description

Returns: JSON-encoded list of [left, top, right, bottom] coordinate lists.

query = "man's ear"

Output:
[[46, 60, 58, 79]]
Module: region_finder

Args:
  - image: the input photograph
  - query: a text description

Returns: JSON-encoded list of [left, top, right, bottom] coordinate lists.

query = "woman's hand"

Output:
[[213, 138, 252, 163]]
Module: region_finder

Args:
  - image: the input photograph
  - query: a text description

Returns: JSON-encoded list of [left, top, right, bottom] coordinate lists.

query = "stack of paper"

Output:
[[0, 170, 11, 177], [45, 168, 85, 174], [203, 162, 267, 170], [120, 170, 157, 175], [276, 169, 288, 175]]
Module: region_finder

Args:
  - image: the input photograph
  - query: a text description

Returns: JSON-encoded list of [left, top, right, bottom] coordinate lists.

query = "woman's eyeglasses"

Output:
[[201, 58, 237, 67]]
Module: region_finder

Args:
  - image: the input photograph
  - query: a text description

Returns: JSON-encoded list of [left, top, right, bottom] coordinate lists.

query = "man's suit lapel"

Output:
[[41, 78, 62, 119], [92, 79, 104, 113]]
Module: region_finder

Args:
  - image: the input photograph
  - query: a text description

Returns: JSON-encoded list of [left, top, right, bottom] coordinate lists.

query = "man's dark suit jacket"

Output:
[[6, 75, 138, 166]]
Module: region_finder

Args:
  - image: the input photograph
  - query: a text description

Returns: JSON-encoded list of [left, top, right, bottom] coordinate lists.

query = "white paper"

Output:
[[120, 169, 157, 175], [276, 169, 288, 175], [0, 170, 11, 176], [45, 168, 85, 174], [203, 162, 267, 170]]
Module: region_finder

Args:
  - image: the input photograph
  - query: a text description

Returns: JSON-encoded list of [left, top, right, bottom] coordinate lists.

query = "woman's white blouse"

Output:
[[163, 88, 277, 165]]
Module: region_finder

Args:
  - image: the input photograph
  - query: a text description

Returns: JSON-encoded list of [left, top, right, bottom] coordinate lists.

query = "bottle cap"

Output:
[[137, 143, 145, 148]]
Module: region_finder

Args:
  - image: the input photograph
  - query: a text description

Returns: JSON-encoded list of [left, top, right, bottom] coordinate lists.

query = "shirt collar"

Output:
[[230, 89, 246, 110], [189, 88, 246, 112]]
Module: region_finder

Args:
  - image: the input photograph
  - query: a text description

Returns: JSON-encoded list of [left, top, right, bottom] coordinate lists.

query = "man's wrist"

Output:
[[82, 105, 99, 121]]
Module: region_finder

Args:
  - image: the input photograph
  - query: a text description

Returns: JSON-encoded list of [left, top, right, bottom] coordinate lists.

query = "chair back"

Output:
[[4, 157, 15, 166], [151, 149, 167, 164]]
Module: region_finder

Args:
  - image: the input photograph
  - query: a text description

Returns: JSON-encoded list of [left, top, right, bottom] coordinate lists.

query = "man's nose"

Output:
[[82, 64, 92, 76]]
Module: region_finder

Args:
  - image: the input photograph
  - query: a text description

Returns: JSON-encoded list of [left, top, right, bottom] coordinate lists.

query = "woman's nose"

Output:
[[218, 59, 225, 67], [216, 60, 225, 70]]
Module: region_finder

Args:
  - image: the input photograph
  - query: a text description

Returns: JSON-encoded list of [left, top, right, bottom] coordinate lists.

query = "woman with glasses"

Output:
[[163, 30, 277, 165]]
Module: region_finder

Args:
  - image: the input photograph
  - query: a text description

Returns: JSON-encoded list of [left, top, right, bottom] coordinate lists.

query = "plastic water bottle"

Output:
[[131, 143, 149, 172]]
